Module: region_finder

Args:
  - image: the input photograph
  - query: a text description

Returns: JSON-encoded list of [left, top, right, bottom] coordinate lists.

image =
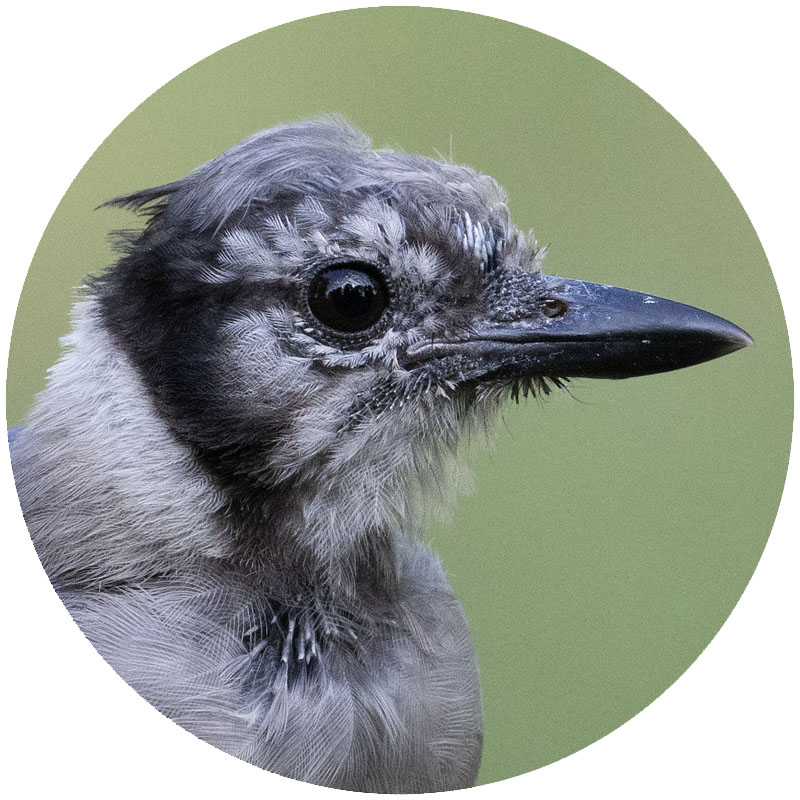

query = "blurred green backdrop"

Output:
[[7, 7, 792, 786]]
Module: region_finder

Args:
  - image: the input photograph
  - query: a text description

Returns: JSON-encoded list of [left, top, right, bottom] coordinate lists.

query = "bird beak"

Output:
[[405, 274, 753, 381]]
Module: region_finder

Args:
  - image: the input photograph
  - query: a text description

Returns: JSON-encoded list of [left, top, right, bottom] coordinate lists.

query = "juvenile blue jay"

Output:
[[10, 117, 751, 792]]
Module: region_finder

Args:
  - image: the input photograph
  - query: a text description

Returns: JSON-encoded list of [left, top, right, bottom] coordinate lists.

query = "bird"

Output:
[[10, 116, 752, 793]]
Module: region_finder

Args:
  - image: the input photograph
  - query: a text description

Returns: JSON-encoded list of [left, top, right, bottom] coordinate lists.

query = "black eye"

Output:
[[308, 263, 389, 333]]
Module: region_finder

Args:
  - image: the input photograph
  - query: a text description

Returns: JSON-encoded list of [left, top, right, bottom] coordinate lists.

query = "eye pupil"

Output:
[[308, 264, 389, 333]]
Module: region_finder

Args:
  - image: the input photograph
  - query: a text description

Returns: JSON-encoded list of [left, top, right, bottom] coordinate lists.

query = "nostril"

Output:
[[541, 298, 569, 318]]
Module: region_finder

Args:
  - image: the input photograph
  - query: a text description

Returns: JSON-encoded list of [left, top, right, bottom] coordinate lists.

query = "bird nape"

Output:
[[10, 117, 751, 793]]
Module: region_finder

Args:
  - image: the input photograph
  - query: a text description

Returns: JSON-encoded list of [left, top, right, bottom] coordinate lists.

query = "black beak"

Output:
[[405, 274, 752, 381]]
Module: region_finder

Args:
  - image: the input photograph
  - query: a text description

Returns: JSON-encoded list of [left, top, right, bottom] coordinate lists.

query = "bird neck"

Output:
[[16, 300, 415, 607], [216, 478, 409, 606]]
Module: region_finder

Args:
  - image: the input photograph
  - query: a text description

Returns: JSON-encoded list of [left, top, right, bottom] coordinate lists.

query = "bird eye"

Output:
[[308, 263, 389, 333]]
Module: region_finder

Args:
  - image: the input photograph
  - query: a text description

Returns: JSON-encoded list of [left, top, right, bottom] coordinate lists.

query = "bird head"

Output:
[[94, 117, 750, 580]]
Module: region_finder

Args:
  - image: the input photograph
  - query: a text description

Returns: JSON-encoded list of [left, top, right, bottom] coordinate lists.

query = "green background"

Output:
[[7, 7, 792, 786]]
